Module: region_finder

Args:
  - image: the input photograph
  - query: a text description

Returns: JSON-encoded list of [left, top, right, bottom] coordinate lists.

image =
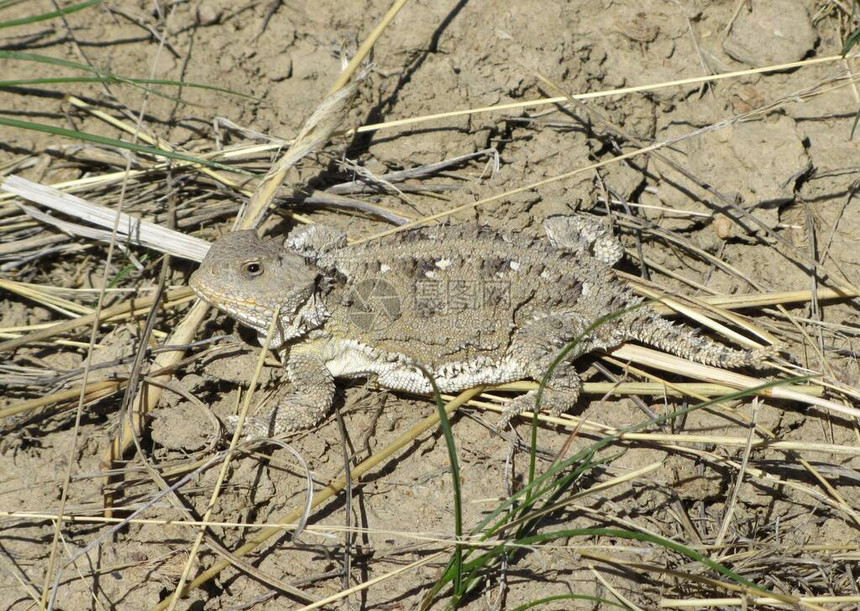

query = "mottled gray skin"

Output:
[[190, 216, 773, 437]]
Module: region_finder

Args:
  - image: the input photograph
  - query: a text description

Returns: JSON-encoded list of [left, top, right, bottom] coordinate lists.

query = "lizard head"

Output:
[[190, 230, 324, 348]]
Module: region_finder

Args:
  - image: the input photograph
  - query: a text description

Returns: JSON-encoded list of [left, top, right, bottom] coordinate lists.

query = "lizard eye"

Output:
[[242, 260, 264, 277]]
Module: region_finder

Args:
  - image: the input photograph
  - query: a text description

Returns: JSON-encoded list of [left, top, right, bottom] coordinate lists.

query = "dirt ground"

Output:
[[1, 0, 859, 609]]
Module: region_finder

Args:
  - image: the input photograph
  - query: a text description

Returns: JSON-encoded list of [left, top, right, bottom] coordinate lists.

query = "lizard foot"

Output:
[[224, 392, 330, 439], [498, 386, 581, 430]]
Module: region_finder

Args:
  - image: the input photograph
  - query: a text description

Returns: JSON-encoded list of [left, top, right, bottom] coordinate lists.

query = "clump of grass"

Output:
[[842, 1, 860, 138], [419, 304, 812, 607], [424, 379, 819, 608]]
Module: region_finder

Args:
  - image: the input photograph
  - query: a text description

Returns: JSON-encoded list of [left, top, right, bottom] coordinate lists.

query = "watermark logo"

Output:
[[345, 279, 401, 331], [415, 278, 510, 316], [345, 276, 512, 330]]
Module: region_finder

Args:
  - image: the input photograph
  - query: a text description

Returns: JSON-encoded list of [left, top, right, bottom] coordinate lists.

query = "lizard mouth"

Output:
[[189, 274, 274, 334]]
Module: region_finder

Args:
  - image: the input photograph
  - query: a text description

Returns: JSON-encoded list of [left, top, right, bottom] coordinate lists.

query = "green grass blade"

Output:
[[424, 293, 809, 605], [842, 14, 860, 56], [426, 450, 610, 603], [107, 254, 147, 290], [414, 364, 464, 604], [0, 52, 255, 100], [0, 0, 99, 30], [845, 28, 860, 56], [113, 78, 256, 99], [0, 116, 252, 175], [0, 77, 114, 87], [0, 50, 96, 72], [514, 528, 769, 594], [0, 50, 256, 102], [0, 0, 27, 11], [515, 450, 625, 541], [0, 76, 256, 99], [0, 53, 190, 103]]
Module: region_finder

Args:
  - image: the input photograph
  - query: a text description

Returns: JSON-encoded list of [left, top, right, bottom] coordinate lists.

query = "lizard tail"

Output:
[[622, 309, 776, 369]]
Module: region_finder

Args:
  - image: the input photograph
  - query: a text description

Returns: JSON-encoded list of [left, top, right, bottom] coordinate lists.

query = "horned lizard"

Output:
[[190, 216, 773, 437]]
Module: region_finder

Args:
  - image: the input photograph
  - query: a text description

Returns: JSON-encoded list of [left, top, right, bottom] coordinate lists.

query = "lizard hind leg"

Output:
[[498, 363, 582, 429], [544, 215, 625, 267], [500, 312, 590, 428]]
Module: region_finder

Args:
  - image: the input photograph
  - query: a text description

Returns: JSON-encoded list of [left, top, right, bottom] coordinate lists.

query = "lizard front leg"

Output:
[[234, 349, 336, 438]]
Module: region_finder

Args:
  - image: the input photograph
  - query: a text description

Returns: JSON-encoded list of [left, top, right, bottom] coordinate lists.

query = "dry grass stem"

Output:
[[0, 286, 194, 354], [353, 53, 858, 135], [241, 73, 365, 229], [611, 345, 859, 419], [167, 306, 281, 610], [2, 175, 210, 261], [659, 595, 860, 608]]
